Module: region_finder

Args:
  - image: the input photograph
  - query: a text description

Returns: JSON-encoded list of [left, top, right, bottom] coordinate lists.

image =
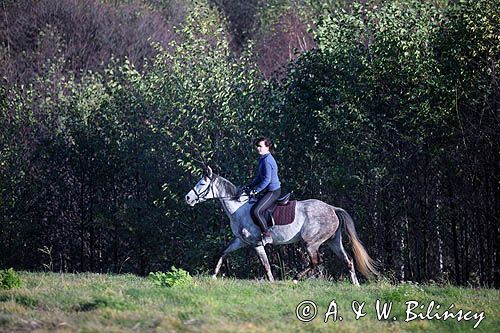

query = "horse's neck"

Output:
[[215, 177, 246, 216]]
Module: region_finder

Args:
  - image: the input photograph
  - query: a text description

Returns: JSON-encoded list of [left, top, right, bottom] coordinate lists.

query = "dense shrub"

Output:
[[149, 267, 192, 287], [0, 268, 22, 289]]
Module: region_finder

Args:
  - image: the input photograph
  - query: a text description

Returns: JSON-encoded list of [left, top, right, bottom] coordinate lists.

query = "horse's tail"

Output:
[[335, 208, 380, 278]]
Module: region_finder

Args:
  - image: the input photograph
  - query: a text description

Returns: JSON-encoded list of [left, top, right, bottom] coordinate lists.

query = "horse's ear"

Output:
[[205, 166, 213, 178]]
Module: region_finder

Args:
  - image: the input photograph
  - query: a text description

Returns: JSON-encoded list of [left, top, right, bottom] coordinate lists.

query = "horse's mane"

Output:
[[215, 175, 238, 198]]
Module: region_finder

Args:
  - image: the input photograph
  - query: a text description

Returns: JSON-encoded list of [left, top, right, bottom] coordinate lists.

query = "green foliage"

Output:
[[262, 0, 498, 285], [0, 0, 497, 287], [149, 266, 193, 287], [0, 268, 22, 289], [148, 1, 264, 173]]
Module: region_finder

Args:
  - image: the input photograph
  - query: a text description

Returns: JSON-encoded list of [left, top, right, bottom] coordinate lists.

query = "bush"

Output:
[[148, 266, 192, 287], [0, 268, 22, 289]]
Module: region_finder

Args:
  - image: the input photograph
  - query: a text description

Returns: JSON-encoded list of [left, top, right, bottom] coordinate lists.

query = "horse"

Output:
[[185, 166, 379, 285]]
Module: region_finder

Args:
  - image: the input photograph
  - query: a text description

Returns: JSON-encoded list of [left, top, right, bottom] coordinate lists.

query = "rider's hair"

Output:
[[255, 137, 273, 151]]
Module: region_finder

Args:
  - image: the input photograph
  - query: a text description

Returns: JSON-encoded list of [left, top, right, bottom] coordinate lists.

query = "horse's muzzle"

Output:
[[185, 192, 196, 206]]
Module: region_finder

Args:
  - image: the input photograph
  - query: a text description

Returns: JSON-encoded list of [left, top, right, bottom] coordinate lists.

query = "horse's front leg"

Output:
[[213, 238, 246, 279], [255, 245, 274, 282]]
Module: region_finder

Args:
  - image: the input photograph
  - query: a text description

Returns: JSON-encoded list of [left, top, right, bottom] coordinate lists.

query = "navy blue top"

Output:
[[248, 153, 281, 193]]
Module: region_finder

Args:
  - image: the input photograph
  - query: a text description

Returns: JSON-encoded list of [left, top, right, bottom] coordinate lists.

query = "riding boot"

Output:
[[259, 222, 273, 244], [262, 230, 273, 245], [254, 218, 272, 245]]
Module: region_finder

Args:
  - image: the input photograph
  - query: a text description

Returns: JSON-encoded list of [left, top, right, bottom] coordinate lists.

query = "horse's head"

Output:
[[185, 166, 218, 206]]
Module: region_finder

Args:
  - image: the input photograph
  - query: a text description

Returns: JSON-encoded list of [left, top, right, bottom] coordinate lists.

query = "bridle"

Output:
[[191, 174, 217, 202], [191, 174, 249, 202]]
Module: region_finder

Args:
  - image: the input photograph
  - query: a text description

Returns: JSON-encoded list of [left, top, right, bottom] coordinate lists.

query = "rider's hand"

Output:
[[236, 186, 249, 199]]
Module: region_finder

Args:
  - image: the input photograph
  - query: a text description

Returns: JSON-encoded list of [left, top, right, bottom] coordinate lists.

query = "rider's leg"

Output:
[[250, 189, 281, 236]]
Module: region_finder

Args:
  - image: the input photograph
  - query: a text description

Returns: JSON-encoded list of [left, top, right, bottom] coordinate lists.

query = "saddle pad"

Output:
[[269, 200, 297, 226]]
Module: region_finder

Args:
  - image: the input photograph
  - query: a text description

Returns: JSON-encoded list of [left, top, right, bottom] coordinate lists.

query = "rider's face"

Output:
[[256, 141, 269, 155]]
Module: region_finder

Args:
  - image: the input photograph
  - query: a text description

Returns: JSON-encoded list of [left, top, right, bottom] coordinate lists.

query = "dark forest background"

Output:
[[0, 0, 498, 287]]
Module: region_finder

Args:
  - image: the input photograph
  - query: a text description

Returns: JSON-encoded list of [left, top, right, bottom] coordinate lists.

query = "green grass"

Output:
[[0, 272, 498, 332]]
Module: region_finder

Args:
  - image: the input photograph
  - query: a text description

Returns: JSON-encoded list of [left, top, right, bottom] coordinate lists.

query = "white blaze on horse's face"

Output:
[[185, 176, 214, 206]]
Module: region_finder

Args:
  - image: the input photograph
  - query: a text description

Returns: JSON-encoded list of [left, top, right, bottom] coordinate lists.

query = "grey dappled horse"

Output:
[[185, 167, 379, 285]]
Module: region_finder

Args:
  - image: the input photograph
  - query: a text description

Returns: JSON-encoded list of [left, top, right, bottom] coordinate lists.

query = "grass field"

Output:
[[0, 272, 498, 332]]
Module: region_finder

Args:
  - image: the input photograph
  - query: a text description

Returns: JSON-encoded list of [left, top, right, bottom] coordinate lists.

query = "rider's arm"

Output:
[[248, 174, 260, 189], [247, 158, 262, 189], [253, 160, 272, 194]]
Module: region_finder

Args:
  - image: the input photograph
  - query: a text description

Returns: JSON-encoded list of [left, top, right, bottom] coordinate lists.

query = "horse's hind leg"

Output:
[[213, 238, 246, 279], [293, 242, 321, 283], [327, 231, 360, 286]]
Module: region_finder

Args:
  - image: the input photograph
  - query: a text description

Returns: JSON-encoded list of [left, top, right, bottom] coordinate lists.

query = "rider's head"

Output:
[[255, 137, 272, 155]]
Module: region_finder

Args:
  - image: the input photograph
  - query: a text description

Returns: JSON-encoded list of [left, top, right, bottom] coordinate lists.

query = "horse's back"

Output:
[[297, 199, 335, 212], [295, 199, 339, 239]]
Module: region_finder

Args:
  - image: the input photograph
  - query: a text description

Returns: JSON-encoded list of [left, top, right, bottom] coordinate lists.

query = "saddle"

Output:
[[276, 192, 292, 205], [265, 192, 296, 227]]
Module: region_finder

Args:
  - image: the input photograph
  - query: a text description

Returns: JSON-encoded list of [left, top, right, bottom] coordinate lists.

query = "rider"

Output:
[[242, 137, 281, 244]]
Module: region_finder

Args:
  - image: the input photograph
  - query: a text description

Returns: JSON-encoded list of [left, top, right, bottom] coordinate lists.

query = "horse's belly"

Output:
[[272, 219, 303, 244]]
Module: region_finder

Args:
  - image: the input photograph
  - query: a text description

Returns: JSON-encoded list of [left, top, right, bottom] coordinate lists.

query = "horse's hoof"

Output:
[[293, 279, 299, 284], [211, 275, 217, 280]]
